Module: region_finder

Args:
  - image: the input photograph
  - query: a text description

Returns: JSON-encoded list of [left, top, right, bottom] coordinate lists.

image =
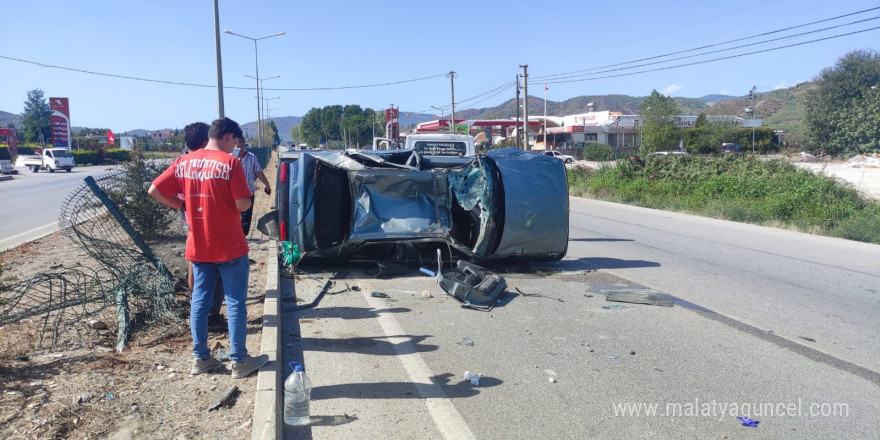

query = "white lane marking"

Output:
[[364, 291, 476, 440], [0, 222, 58, 249]]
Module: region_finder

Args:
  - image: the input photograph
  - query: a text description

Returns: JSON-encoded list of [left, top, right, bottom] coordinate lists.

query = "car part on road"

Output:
[[438, 260, 507, 311]]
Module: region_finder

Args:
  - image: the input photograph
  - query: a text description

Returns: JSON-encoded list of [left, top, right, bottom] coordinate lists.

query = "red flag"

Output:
[[544, 83, 548, 92], [107, 130, 115, 145]]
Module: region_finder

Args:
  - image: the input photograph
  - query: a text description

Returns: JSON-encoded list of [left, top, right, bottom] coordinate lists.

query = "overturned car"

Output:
[[271, 147, 569, 265]]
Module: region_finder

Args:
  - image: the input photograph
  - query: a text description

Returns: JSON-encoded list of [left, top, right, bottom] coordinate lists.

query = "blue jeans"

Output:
[[191, 255, 249, 362]]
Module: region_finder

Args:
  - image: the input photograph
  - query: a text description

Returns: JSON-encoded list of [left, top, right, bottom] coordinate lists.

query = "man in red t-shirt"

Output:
[[149, 117, 268, 379]]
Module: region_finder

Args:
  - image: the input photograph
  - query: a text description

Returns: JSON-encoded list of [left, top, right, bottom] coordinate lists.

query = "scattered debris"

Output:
[[371, 291, 390, 298], [207, 385, 239, 411], [602, 305, 628, 310], [87, 320, 109, 330], [845, 154, 880, 168], [799, 336, 816, 342], [440, 261, 507, 311], [456, 337, 475, 346], [604, 289, 673, 307], [609, 355, 619, 360], [629, 351, 636, 356], [737, 416, 759, 427], [549, 377, 557, 383], [463, 371, 480, 385], [421, 290, 433, 298], [514, 287, 564, 302]]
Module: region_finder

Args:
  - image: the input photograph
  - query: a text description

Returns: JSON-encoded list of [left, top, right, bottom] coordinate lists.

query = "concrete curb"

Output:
[[252, 241, 281, 440]]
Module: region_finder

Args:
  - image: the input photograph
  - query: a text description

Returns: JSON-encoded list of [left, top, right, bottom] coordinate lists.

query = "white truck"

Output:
[[372, 133, 476, 157], [15, 148, 76, 173]]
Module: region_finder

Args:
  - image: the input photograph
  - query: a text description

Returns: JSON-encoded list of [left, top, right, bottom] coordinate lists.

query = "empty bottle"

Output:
[[284, 363, 312, 426]]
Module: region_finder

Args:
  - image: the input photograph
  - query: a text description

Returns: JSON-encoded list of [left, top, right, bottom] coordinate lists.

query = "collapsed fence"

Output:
[[0, 157, 188, 351]]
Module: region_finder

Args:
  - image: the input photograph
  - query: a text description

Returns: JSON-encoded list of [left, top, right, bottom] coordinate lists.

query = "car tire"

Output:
[[49, 167, 55, 173], [32, 166, 39, 173], [66, 168, 72, 173], [565, 158, 573, 164]]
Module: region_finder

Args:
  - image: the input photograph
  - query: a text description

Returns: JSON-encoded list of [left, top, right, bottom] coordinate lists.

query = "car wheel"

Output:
[[565, 158, 573, 164], [49, 167, 55, 173], [32, 166, 39, 173], [66, 168, 72, 173]]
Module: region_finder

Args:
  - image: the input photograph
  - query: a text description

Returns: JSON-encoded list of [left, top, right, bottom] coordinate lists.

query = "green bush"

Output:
[[583, 143, 612, 161], [72, 150, 98, 165], [105, 148, 131, 163], [567, 155, 880, 244], [17, 146, 36, 155]]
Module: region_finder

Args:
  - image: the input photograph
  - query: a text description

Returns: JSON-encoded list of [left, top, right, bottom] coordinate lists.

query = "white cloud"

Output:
[[773, 80, 790, 90], [718, 89, 730, 95], [662, 84, 683, 95]]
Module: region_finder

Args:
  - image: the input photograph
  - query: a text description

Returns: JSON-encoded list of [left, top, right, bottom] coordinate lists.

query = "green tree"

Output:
[[639, 90, 682, 153], [289, 124, 303, 145], [21, 89, 52, 143], [804, 49, 880, 155]]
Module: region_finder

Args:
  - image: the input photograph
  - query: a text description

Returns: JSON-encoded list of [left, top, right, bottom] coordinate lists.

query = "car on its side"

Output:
[[270, 148, 569, 265], [542, 150, 575, 164]]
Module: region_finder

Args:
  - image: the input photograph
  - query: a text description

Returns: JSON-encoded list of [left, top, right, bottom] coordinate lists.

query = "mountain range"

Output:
[[1, 83, 812, 142]]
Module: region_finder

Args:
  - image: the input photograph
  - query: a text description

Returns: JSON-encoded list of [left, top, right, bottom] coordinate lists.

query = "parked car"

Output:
[[721, 143, 741, 154], [269, 148, 569, 265], [542, 150, 575, 163]]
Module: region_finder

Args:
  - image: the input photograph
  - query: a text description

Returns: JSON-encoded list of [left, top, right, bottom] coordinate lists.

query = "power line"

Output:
[[533, 6, 880, 80], [545, 26, 880, 85], [538, 16, 880, 83], [0, 54, 447, 91]]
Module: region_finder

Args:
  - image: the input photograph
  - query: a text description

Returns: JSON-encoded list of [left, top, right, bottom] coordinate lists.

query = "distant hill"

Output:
[[700, 94, 739, 103], [0, 110, 20, 128], [1, 85, 810, 140], [241, 116, 301, 142]]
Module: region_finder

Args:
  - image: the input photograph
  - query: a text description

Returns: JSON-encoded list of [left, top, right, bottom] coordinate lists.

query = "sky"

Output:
[[1, 0, 879, 133]]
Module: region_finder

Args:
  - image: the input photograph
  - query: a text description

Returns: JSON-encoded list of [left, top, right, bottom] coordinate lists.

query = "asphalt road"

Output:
[[0, 164, 122, 251], [281, 197, 880, 439]]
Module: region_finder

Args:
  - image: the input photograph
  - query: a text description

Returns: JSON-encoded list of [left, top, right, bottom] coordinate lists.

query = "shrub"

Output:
[[105, 148, 131, 163], [583, 143, 612, 161], [72, 150, 98, 165]]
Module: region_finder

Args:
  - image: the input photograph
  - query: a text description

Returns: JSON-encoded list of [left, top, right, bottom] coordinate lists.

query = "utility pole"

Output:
[[521, 64, 529, 151], [515, 74, 521, 149], [447, 71, 457, 133], [213, 0, 224, 118], [749, 85, 757, 153]]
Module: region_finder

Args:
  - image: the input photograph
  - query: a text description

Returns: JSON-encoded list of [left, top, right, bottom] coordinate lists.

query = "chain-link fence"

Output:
[[1, 155, 188, 351]]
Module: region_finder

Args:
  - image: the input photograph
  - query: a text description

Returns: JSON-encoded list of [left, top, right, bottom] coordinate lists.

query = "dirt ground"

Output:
[[0, 157, 278, 440]]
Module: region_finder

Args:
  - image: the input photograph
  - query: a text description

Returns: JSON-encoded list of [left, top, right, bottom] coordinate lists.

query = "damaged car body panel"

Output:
[[275, 147, 568, 265]]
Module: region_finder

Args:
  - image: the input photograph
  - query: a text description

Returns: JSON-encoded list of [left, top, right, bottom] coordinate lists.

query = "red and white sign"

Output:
[[107, 130, 115, 145], [385, 108, 399, 141], [50, 97, 71, 149]]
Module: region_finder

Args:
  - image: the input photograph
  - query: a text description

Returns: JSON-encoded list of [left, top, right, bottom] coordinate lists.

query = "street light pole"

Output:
[[223, 30, 285, 148], [430, 106, 445, 131]]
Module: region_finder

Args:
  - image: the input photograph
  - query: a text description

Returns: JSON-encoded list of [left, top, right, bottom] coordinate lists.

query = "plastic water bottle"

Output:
[[283, 363, 312, 426]]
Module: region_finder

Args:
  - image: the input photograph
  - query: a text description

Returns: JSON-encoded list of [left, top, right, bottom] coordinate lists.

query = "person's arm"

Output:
[[256, 170, 271, 194], [235, 197, 252, 212], [148, 184, 184, 210]]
